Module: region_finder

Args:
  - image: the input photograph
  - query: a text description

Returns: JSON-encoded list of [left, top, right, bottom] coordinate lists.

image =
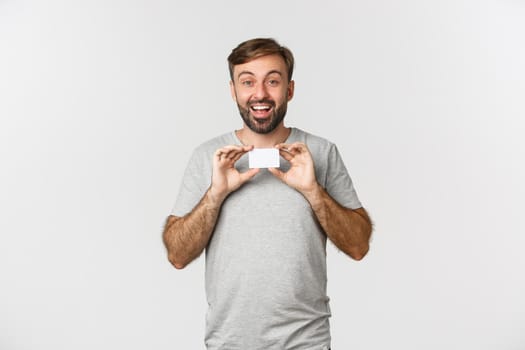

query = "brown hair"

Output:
[[227, 38, 294, 82]]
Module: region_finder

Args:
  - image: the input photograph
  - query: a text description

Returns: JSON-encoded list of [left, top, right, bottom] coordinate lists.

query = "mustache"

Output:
[[248, 99, 275, 107]]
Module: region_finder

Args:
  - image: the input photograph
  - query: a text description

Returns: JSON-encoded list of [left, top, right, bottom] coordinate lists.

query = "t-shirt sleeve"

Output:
[[171, 148, 211, 217], [324, 144, 362, 210]]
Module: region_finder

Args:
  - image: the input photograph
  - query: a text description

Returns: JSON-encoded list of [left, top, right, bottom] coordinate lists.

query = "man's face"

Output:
[[230, 54, 294, 134]]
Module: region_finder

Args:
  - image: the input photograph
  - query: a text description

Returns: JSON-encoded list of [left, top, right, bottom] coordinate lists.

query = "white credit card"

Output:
[[248, 148, 280, 168]]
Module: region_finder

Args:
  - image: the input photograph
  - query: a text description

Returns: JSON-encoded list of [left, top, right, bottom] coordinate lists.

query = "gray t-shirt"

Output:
[[172, 127, 362, 350]]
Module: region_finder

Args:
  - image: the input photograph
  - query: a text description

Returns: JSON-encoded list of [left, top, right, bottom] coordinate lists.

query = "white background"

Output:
[[1, 0, 524, 349]]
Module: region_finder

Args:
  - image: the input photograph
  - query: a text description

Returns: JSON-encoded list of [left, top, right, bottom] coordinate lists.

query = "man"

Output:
[[163, 38, 372, 350]]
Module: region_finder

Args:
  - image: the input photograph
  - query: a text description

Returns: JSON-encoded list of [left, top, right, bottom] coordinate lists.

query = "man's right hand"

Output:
[[209, 145, 260, 203]]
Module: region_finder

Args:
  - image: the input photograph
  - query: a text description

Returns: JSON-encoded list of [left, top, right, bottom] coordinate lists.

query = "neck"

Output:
[[236, 124, 291, 148]]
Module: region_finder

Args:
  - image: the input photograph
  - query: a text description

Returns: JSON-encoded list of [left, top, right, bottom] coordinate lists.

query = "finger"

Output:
[[215, 150, 227, 163], [286, 142, 307, 154], [225, 149, 241, 160], [215, 148, 224, 158], [217, 147, 243, 161], [277, 144, 299, 156], [274, 143, 289, 150], [219, 145, 253, 164], [268, 167, 285, 181], [231, 150, 248, 163], [217, 145, 246, 155], [215, 145, 238, 161], [218, 150, 235, 162], [228, 146, 254, 162], [234, 145, 255, 158], [225, 145, 255, 159], [278, 148, 294, 162], [241, 145, 255, 152], [239, 168, 260, 183]]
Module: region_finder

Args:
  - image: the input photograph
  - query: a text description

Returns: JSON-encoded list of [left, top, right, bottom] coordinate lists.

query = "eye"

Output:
[[240, 80, 254, 87], [267, 79, 280, 87]]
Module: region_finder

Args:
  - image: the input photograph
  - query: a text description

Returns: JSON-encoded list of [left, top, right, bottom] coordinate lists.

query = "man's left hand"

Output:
[[268, 142, 318, 195]]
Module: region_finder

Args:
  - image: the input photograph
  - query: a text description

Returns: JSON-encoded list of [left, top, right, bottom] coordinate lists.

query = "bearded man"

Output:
[[162, 38, 372, 350]]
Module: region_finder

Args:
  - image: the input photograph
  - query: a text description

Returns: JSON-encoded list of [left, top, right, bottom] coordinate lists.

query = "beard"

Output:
[[236, 99, 288, 134]]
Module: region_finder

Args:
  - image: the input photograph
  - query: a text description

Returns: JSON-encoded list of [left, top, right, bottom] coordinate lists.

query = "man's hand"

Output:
[[268, 142, 318, 195], [269, 142, 372, 260], [210, 145, 260, 202], [163, 145, 258, 270]]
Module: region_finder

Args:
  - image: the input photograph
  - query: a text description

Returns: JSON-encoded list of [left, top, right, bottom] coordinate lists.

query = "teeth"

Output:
[[252, 105, 270, 110]]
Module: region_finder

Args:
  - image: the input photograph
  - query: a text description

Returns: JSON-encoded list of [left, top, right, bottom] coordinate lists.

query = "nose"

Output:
[[253, 82, 269, 100]]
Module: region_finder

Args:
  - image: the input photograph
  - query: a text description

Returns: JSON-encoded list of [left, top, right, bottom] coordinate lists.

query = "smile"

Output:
[[250, 104, 272, 111]]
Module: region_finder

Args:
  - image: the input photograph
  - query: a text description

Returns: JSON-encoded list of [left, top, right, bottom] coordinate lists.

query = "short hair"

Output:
[[227, 38, 294, 82]]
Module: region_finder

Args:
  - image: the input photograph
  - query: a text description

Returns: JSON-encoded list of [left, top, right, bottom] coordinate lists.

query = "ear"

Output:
[[287, 80, 295, 101], [229, 80, 237, 102]]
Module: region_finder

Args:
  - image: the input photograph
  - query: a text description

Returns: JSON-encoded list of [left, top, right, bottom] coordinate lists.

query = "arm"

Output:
[[162, 190, 223, 269], [302, 185, 372, 260], [163, 145, 259, 269], [268, 142, 372, 260]]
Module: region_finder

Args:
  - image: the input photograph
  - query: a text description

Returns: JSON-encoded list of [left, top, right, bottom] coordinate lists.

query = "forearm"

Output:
[[302, 184, 372, 260], [162, 188, 225, 269]]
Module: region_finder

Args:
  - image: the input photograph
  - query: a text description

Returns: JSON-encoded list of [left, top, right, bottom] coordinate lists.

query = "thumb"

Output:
[[239, 168, 260, 183], [268, 167, 285, 182]]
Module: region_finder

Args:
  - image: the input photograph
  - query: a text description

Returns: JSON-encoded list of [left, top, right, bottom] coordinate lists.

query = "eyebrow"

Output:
[[237, 70, 283, 80]]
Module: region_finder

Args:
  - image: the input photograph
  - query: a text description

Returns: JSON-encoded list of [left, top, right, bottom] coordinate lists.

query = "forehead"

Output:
[[232, 54, 288, 79]]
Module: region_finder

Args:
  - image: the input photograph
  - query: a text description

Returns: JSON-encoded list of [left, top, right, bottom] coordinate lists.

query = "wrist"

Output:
[[206, 186, 228, 207], [300, 182, 323, 206]]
